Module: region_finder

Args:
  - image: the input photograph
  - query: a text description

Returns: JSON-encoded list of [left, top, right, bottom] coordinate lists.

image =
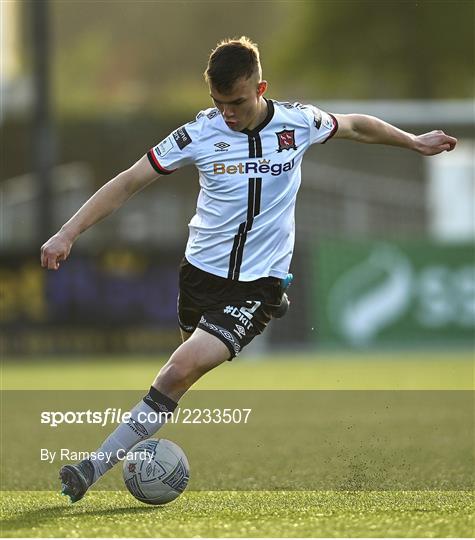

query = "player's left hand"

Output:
[[414, 130, 457, 156], [40, 231, 74, 270]]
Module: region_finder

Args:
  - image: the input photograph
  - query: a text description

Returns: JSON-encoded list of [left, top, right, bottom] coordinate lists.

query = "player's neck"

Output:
[[246, 98, 268, 131]]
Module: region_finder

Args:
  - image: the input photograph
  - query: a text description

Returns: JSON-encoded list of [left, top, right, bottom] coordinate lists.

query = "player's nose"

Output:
[[222, 105, 235, 118]]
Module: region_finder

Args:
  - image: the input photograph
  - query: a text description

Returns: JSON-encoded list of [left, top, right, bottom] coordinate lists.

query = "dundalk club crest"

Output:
[[276, 129, 297, 152]]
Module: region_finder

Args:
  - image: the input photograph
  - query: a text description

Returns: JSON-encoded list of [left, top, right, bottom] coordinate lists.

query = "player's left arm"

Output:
[[332, 113, 457, 156]]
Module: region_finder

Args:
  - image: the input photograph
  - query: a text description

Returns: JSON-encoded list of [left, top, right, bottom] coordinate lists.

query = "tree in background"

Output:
[[267, 0, 473, 100], [17, 0, 473, 118]]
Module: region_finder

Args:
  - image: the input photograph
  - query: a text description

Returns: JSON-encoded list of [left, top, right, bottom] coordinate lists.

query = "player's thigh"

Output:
[[158, 328, 229, 381], [153, 330, 229, 399], [180, 328, 229, 370]]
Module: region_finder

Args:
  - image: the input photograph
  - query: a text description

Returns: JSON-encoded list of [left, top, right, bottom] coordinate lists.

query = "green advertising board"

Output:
[[313, 240, 475, 348]]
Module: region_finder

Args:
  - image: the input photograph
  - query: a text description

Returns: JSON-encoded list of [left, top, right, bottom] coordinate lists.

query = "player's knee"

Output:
[[159, 361, 190, 387]]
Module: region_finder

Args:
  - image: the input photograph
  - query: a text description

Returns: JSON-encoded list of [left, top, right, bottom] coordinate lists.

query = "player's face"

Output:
[[210, 76, 267, 132]]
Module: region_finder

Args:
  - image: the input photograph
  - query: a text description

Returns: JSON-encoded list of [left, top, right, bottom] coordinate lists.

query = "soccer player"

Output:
[[40, 36, 457, 502]]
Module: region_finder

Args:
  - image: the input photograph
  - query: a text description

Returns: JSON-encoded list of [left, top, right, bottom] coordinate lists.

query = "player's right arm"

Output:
[[42, 115, 201, 270], [40, 155, 158, 270]]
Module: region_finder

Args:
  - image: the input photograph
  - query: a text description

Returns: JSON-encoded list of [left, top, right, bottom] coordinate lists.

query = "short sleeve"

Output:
[[147, 120, 200, 175], [298, 104, 339, 145]]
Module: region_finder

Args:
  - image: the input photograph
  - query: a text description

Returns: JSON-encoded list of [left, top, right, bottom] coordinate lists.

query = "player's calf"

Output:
[[58, 332, 228, 502], [59, 387, 178, 503]]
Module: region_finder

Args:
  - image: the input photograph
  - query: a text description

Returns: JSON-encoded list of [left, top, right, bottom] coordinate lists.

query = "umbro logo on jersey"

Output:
[[276, 129, 297, 152], [214, 141, 230, 152]]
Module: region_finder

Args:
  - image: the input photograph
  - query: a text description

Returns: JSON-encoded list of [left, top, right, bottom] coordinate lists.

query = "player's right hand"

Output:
[[40, 232, 73, 270]]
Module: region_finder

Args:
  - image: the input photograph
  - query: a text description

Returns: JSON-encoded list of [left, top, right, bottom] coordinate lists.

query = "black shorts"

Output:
[[177, 258, 283, 359]]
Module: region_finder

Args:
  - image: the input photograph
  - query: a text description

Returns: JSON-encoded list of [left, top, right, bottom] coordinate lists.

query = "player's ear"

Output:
[[257, 81, 267, 97]]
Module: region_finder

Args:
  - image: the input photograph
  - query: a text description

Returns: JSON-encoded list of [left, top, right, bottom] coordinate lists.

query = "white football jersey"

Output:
[[147, 99, 337, 281]]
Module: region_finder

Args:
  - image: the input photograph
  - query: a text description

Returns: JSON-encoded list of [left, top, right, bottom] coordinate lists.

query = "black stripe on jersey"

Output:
[[228, 224, 247, 281], [255, 135, 262, 158], [228, 106, 270, 280], [248, 137, 255, 159], [254, 178, 262, 214], [228, 178, 262, 280], [247, 134, 263, 159], [246, 178, 256, 223]]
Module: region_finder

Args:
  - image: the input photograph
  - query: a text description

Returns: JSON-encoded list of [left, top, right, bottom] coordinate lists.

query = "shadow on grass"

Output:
[[1, 502, 161, 534]]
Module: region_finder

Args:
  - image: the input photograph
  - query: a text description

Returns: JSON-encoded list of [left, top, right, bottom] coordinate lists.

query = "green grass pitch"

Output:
[[1, 490, 473, 538], [1, 351, 473, 537]]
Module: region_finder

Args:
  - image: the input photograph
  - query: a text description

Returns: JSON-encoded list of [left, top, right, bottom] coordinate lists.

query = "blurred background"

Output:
[[1, 0, 474, 357]]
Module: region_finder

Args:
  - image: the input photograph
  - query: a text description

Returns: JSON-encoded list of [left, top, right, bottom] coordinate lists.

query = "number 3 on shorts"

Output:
[[240, 300, 261, 319]]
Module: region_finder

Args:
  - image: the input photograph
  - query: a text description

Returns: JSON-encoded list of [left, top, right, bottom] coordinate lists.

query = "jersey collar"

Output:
[[240, 98, 274, 136]]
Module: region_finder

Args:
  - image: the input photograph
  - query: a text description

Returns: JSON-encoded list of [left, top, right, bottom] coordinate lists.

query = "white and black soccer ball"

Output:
[[122, 438, 190, 505]]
